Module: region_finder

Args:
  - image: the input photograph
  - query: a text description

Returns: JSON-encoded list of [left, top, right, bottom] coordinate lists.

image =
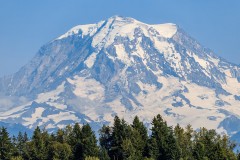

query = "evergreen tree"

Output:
[[19, 132, 28, 160], [11, 135, 18, 157], [193, 128, 237, 160], [131, 116, 148, 158], [174, 124, 194, 159], [64, 125, 73, 144], [56, 129, 65, 143], [110, 116, 132, 160], [10, 156, 24, 160], [81, 124, 99, 159], [193, 141, 206, 160], [149, 114, 180, 160], [16, 132, 24, 156], [99, 147, 110, 160], [48, 141, 72, 160], [147, 137, 159, 159], [0, 127, 12, 160], [0, 113, 239, 160], [28, 126, 49, 160], [85, 156, 99, 160], [122, 138, 142, 160], [70, 123, 83, 160], [99, 125, 112, 153]]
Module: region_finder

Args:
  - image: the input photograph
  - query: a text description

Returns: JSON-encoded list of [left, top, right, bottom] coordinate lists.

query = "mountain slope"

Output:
[[1, 16, 240, 137]]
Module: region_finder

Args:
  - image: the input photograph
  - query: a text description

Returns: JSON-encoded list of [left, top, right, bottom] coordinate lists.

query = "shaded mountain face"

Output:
[[1, 16, 240, 137]]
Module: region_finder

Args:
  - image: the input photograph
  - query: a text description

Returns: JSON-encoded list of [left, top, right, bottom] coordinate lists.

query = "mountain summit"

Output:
[[1, 16, 240, 138]]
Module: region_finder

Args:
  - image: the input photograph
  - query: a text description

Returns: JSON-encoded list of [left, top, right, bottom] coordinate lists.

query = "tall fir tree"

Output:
[[0, 127, 12, 160], [110, 116, 132, 160], [70, 123, 83, 160], [149, 114, 180, 160], [48, 141, 72, 160], [99, 147, 110, 160], [81, 124, 99, 159], [131, 116, 148, 158], [28, 126, 49, 160], [174, 124, 194, 159], [99, 125, 112, 153]]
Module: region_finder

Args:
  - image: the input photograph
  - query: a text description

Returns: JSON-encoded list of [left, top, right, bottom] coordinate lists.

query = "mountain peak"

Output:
[[107, 15, 135, 22], [2, 16, 240, 141], [56, 16, 178, 40]]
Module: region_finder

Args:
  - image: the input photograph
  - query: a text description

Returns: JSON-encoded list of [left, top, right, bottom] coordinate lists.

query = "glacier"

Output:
[[0, 16, 240, 140]]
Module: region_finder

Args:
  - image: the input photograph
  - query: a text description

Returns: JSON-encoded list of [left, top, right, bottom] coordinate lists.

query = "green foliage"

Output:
[[174, 124, 194, 159], [99, 125, 112, 153], [70, 123, 82, 159], [48, 141, 72, 160], [99, 147, 110, 160], [0, 127, 13, 160], [85, 156, 100, 160], [149, 114, 180, 160], [143, 158, 154, 160], [110, 116, 131, 159], [26, 126, 49, 160], [122, 138, 142, 160], [10, 156, 24, 160], [81, 124, 99, 159], [132, 116, 148, 158], [0, 113, 239, 160], [192, 128, 237, 160]]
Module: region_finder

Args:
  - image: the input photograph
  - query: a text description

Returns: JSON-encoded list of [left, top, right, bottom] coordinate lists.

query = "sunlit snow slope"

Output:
[[1, 16, 240, 139]]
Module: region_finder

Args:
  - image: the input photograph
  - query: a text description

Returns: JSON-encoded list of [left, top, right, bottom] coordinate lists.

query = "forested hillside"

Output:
[[0, 114, 239, 160]]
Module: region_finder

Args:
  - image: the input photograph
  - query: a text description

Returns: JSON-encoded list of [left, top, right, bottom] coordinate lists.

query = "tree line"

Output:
[[0, 114, 239, 160]]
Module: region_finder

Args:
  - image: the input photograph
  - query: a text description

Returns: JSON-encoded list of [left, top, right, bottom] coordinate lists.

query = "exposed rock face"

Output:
[[1, 16, 240, 139]]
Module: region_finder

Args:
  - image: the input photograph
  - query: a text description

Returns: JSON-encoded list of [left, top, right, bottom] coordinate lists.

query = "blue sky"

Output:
[[0, 0, 240, 76]]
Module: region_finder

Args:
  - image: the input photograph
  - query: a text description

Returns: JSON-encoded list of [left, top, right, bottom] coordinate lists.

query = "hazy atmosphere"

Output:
[[0, 0, 240, 76], [1, 1, 240, 159]]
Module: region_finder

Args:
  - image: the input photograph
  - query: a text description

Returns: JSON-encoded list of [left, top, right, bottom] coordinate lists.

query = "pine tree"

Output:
[[0, 113, 239, 160], [122, 138, 142, 160], [110, 116, 132, 160], [64, 124, 73, 144], [174, 124, 193, 159], [193, 141, 206, 160], [99, 125, 112, 153], [147, 137, 159, 159], [10, 156, 24, 160], [20, 132, 29, 160], [85, 156, 100, 160], [56, 129, 65, 143], [81, 124, 99, 159], [70, 123, 83, 160], [29, 126, 49, 160], [193, 127, 237, 160], [99, 147, 110, 160], [16, 132, 24, 156], [11, 135, 18, 157], [0, 127, 12, 160], [149, 114, 180, 160], [131, 116, 148, 158], [48, 141, 72, 160]]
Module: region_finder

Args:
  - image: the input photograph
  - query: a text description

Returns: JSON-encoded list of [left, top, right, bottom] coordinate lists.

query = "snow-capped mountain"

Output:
[[1, 16, 240, 138]]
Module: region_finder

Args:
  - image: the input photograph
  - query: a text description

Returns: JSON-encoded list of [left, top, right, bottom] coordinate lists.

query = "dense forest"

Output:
[[0, 114, 239, 160]]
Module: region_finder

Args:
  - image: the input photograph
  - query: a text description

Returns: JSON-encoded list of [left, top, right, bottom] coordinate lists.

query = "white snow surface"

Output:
[[1, 16, 240, 138], [57, 16, 177, 48], [151, 23, 177, 38], [57, 21, 105, 40], [84, 52, 98, 68]]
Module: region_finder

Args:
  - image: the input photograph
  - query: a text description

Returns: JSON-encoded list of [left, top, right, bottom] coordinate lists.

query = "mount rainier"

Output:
[[1, 16, 240, 139]]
